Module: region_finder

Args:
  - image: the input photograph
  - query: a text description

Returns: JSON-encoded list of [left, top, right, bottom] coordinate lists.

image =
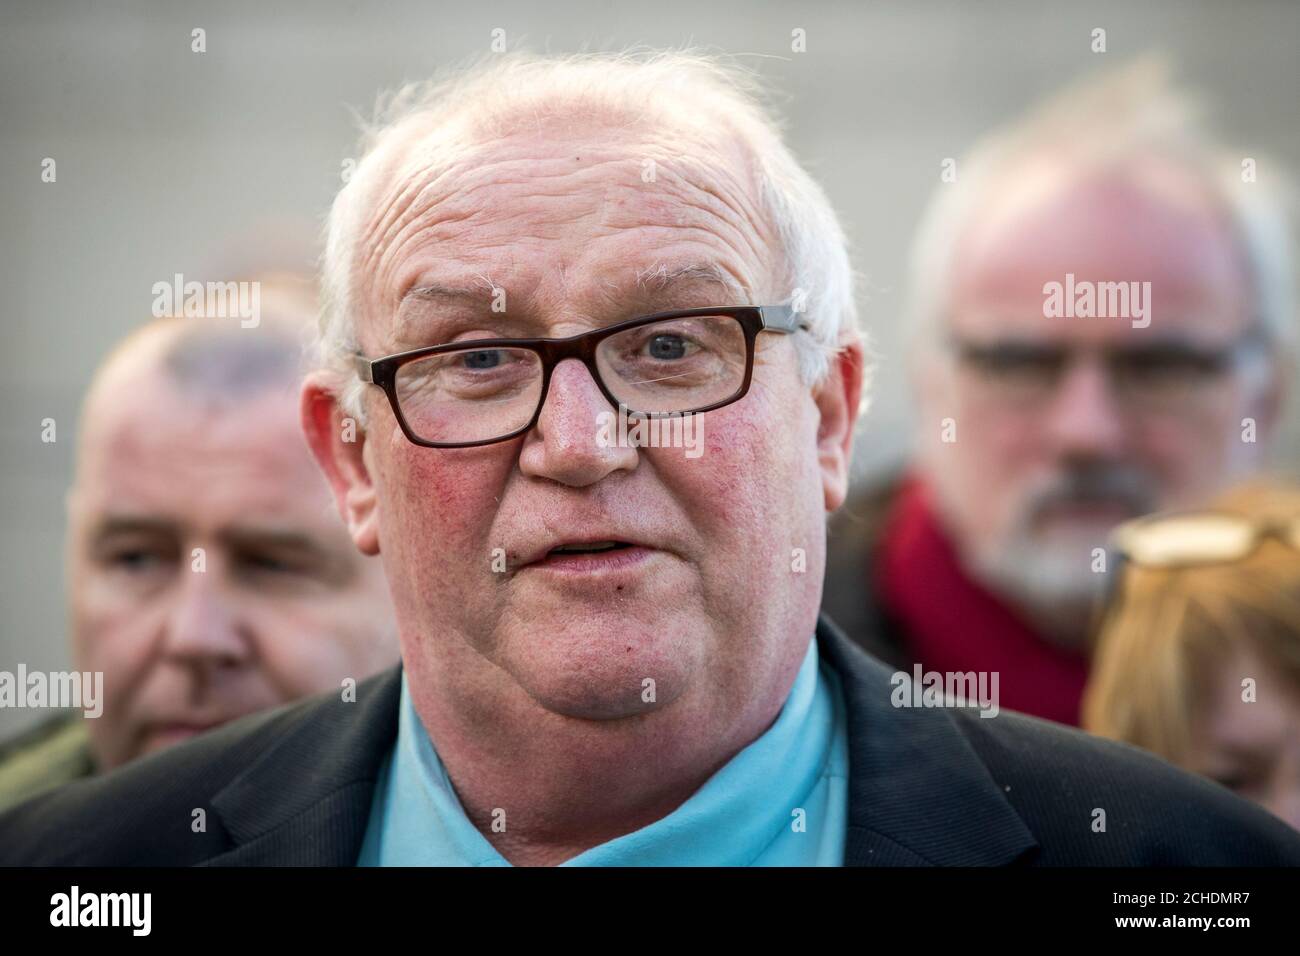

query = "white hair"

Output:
[[316, 48, 864, 421], [905, 55, 1297, 359]]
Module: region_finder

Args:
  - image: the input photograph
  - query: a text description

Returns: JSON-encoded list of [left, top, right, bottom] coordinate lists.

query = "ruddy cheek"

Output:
[[674, 419, 772, 537], [388, 445, 512, 544]]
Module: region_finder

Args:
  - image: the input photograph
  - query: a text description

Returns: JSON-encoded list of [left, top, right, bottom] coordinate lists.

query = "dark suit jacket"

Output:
[[2, 615, 1298, 866], [824, 472, 912, 667]]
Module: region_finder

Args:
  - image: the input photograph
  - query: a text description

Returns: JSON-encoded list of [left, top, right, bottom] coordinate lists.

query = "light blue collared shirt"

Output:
[[357, 634, 849, 865]]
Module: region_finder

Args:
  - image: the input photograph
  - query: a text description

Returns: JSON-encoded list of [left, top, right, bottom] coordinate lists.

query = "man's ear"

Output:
[[814, 338, 866, 513], [301, 374, 380, 555]]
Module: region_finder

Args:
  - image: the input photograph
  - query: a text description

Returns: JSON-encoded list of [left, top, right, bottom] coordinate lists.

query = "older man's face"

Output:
[[917, 157, 1277, 611], [322, 121, 855, 733]]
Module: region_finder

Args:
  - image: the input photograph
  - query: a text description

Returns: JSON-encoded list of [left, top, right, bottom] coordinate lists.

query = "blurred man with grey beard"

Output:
[[824, 60, 1293, 725]]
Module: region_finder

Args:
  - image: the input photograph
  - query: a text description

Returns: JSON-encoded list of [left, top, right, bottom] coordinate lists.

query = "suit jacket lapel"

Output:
[[817, 615, 1039, 866], [204, 666, 403, 865], [203, 620, 1038, 866]]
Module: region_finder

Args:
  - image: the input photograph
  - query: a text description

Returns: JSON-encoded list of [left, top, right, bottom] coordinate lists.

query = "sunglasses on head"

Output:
[[1110, 511, 1300, 568]]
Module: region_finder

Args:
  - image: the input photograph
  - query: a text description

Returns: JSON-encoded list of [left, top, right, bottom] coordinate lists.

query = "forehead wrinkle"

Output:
[[656, 139, 780, 281], [362, 132, 777, 334], [359, 165, 480, 331], [359, 118, 472, 252], [364, 156, 603, 329], [640, 169, 776, 298], [358, 173, 429, 288], [371, 215, 467, 323]]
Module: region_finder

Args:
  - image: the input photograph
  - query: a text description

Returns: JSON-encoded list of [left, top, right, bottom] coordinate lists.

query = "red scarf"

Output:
[[875, 476, 1089, 726]]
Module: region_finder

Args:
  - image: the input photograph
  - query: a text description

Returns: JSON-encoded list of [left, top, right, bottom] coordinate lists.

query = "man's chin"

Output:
[[140, 723, 219, 755], [974, 527, 1112, 611], [103, 727, 204, 771], [495, 610, 705, 721]]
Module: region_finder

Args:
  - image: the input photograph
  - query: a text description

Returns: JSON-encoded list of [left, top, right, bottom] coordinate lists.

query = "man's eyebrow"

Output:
[[219, 526, 329, 554], [220, 525, 355, 582], [402, 273, 500, 305], [633, 262, 747, 300], [91, 516, 179, 539], [90, 518, 330, 555], [398, 262, 749, 314]]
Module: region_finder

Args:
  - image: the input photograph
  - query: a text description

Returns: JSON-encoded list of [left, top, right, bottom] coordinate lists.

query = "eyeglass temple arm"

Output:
[[760, 304, 809, 333], [352, 352, 374, 384]]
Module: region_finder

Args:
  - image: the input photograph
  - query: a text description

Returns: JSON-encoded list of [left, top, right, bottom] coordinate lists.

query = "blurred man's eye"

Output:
[[111, 549, 164, 571], [1116, 348, 1228, 382], [95, 540, 175, 575], [235, 548, 326, 585], [959, 344, 1065, 383], [240, 552, 303, 575], [222, 529, 350, 590]]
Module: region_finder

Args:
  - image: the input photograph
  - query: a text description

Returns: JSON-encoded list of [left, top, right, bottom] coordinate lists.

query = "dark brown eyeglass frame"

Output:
[[353, 304, 808, 448]]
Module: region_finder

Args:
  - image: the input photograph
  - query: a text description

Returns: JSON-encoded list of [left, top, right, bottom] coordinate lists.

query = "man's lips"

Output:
[[143, 721, 223, 748], [513, 536, 665, 573], [525, 543, 657, 573], [144, 714, 244, 739]]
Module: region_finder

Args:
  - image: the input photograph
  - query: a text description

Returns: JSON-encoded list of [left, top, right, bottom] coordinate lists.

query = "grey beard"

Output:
[[974, 531, 1108, 607], [966, 529, 1111, 648]]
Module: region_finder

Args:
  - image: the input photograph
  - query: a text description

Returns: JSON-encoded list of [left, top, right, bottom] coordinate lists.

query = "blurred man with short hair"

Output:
[[0, 278, 399, 811], [825, 60, 1294, 725]]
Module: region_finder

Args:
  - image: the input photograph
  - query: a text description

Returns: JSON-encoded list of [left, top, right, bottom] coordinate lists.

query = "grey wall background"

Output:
[[2, 0, 1298, 737]]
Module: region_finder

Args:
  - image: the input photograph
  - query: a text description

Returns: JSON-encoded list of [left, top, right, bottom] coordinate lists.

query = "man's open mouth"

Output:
[[546, 541, 634, 557]]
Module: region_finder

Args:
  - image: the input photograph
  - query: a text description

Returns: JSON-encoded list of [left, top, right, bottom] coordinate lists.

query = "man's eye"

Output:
[[115, 551, 156, 571], [1119, 351, 1225, 381], [964, 349, 1061, 379], [104, 548, 169, 573], [461, 349, 503, 370], [241, 553, 299, 575], [646, 334, 692, 361]]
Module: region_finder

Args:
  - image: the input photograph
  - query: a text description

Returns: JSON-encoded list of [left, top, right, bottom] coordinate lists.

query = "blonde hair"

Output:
[[1082, 480, 1300, 764]]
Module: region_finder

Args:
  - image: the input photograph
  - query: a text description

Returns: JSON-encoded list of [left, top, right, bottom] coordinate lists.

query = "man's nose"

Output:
[[161, 563, 251, 668], [1042, 355, 1128, 460], [518, 358, 638, 486]]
